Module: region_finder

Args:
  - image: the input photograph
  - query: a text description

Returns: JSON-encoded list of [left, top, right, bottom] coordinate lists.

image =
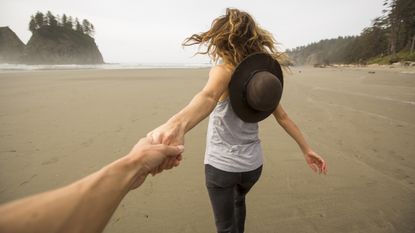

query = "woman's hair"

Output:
[[183, 8, 289, 67]]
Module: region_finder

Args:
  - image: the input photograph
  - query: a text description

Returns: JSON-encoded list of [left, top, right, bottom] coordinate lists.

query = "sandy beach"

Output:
[[0, 66, 414, 232]]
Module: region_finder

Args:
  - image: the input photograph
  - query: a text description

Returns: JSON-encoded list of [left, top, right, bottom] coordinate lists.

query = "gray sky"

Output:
[[1, 0, 385, 64]]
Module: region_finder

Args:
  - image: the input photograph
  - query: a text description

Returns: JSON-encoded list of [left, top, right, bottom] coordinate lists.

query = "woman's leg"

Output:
[[234, 165, 263, 233], [205, 164, 239, 233]]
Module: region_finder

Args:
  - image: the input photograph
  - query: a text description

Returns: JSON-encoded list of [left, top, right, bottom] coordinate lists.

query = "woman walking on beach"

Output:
[[148, 8, 328, 233]]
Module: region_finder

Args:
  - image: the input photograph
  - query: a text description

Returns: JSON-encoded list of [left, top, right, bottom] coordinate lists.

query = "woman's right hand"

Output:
[[146, 121, 185, 175]]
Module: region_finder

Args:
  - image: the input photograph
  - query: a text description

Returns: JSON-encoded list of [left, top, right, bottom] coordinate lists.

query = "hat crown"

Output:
[[246, 71, 282, 112], [228, 52, 283, 123]]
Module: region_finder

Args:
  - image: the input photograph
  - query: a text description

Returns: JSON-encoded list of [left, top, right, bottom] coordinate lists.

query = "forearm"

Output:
[[62, 157, 140, 232], [168, 91, 217, 133], [278, 117, 312, 155], [0, 156, 140, 233]]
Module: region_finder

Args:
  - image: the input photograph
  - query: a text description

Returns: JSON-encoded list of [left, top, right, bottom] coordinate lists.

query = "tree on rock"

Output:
[[82, 19, 92, 36], [28, 11, 97, 38], [47, 11, 58, 28], [29, 16, 36, 32], [34, 12, 45, 28], [62, 14, 68, 27], [75, 18, 83, 33]]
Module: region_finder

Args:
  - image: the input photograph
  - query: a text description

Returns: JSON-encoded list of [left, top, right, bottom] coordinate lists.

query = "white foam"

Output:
[[0, 63, 212, 72]]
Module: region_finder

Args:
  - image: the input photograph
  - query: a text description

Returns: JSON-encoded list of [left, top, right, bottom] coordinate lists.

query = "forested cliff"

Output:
[[287, 0, 415, 65]]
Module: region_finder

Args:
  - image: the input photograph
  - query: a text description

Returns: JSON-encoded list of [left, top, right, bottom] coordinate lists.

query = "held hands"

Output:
[[304, 150, 328, 175], [126, 137, 184, 189], [146, 121, 185, 175]]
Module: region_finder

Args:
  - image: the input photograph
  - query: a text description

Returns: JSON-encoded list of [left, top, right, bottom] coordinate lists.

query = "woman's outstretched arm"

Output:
[[147, 65, 232, 172], [273, 104, 328, 174]]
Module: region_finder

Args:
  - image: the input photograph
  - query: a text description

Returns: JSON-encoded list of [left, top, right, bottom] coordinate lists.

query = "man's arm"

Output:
[[273, 104, 328, 174], [0, 138, 184, 233]]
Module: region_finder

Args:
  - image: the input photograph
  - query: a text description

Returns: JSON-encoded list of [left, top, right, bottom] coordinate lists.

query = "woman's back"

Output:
[[204, 96, 263, 173]]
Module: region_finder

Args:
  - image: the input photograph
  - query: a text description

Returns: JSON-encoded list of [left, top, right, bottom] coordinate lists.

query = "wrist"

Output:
[[101, 156, 147, 193], [167, 116, 187, 133], [302, 148, 313, 156]]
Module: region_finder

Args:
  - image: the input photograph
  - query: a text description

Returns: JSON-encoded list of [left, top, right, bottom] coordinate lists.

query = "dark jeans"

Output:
[[205, 164, 263, 233]]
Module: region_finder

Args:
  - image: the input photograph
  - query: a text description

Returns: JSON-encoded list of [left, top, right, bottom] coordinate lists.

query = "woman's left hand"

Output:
[[304, 151, 328, 175]]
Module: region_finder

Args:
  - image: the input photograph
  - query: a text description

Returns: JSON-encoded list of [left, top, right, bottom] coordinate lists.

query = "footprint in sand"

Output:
[[19, 174, 38, 186], [81, 138, 94, 147], [41, 157, 59, 165]]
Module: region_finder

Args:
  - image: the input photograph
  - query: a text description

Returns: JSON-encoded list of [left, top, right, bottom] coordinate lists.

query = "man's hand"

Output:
[[146, 121, 185, 175], [127, 137, 184, 189], [304, 151, 328, 175]]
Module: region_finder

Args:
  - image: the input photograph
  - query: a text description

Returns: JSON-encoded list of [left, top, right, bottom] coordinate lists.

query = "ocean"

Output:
[[0, 63, 212, 72]]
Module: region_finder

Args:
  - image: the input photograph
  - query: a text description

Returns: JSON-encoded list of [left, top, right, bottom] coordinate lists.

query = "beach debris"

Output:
[[368, 71, 376, 74]]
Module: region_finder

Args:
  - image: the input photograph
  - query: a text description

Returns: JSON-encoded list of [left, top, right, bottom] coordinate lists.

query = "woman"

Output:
[[147, 8, 328, 233]]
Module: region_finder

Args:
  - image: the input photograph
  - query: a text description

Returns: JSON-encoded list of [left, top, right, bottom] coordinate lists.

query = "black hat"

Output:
[[229, 52, 283, 123]]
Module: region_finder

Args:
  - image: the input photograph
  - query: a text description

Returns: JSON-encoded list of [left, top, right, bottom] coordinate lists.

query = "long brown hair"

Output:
[[182, 8, 289, 67]]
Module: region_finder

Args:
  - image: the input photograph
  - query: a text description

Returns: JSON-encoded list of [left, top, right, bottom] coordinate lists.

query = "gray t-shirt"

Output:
[[204, 97, 263, 172]]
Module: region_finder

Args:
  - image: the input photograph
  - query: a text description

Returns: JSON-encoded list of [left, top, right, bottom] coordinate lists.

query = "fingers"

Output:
[[322, 160, 328, 175], [150, 157, 180, 176], [308, 152, 328, 175], [155, 144, 184, 157], [149, 145, 184, 176], [308, 163, 318, 173], [316, 157, 328, 175], [174, 154, 182, 167]]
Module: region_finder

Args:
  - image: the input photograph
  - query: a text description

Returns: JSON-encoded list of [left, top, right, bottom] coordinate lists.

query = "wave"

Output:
[[0, 63, 212, 71]]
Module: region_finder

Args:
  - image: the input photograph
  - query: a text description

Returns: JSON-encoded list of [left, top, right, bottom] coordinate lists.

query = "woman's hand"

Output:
[[304, 151, 328, 175]]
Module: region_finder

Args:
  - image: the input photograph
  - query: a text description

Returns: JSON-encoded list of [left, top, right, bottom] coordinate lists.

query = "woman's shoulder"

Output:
[[209, 63, 234, 78], [208, 64, 232, 101]]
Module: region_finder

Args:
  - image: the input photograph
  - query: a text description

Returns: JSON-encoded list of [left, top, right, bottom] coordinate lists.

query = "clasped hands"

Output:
[[145, 121, 185, 176]]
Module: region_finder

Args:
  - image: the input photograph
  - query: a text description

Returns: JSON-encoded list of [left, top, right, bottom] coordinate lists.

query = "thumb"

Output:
[[157, 144, 184, 157]]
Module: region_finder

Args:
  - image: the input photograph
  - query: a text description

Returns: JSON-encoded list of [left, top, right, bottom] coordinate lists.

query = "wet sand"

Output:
[[0, 66, 414, 232]]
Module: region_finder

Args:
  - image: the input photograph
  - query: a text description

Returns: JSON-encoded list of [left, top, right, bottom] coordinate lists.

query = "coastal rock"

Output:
[[0, 26, 25, 63], [24, 26, 104, 64]]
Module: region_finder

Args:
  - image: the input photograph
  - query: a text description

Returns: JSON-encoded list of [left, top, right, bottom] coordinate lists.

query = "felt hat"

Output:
[[229, 52, 283, 123]]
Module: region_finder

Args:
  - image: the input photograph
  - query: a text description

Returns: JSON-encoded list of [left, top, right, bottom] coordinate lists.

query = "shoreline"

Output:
[[0, 63, 212, 73]]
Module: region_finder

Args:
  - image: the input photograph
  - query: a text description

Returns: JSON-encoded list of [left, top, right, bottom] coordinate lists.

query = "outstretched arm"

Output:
[[147, 65, 232, 172], [0, 138, 184, 233], [273, 105, 328, 174]]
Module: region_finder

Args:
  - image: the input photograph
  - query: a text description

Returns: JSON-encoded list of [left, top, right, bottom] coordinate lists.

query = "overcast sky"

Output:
[[1, 0, 385, 64]]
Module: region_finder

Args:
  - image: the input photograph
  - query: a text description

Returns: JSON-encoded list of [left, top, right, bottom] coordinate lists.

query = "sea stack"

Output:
[[23, 25, 104, 64], [0, 26, 25, 63]]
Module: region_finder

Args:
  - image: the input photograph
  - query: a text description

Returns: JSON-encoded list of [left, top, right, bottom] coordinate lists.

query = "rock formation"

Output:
[[0, 25, 104, 64], [23, 26, 104, 64], [0, 26, 25, 63]]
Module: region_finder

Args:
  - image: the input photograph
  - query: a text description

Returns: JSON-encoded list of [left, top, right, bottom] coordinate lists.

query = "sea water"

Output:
[[0, 63, 212, 72]]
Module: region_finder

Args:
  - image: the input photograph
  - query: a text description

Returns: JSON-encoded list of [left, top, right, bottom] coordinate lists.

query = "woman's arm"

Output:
[[170, 65, 232, 133], [146, 65, 232, 173], [273, 105, 328, 174], [0, 138, 184, 233], [149, 65, 231, 141]]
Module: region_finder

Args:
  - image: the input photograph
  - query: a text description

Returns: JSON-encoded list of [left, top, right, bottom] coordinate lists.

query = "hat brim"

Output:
[[229, 52, 284, 123]]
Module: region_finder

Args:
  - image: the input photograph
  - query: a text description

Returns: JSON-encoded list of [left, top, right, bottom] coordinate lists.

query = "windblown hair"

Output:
[[183, 8, 289, 67]]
